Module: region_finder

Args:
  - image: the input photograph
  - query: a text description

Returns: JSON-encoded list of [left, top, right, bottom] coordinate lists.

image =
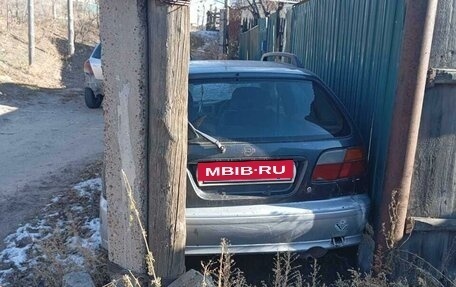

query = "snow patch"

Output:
[[100, 194, 108, 211], [0, 104, 18, 115], [53, 253, 85, 267], [0, 221, 50, 272], [46, 212, 59, 217], [51, 196, 61, 203], [0, 178, 103, 285], [70, 205, 84, 212], [0, 268, 13, 285], [68, 254, 85, 266], [66, 218, 101, 250], [1, 247, 28, 269], [73, 178, 102, 197], [82, 218, 101, 249]]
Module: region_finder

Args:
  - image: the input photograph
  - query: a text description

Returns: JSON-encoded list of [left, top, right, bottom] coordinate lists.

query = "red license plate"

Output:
[[197, 160, 295, 185]]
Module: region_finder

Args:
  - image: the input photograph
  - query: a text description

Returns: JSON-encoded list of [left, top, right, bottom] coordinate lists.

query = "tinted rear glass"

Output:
[[92, 44, 101, 59], [188, 79, 350, 142]]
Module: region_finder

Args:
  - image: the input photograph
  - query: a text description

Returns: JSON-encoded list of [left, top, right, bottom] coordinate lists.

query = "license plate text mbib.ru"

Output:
[[197, 160, 295, 184]]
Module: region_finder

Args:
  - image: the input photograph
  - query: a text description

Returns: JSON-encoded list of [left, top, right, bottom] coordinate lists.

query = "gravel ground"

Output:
[[0, 88, 103, 250], [0, 173, 109, 287]]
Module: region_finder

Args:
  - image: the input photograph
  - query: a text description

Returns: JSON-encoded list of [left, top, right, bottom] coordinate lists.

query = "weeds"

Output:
[[369, 189, 456, 287], [217, 239, 234, 287], [112, 171, 456, 287], [271, 253, 303, 287], [5, 168, 452, 287], [109, 170, 161, 287]]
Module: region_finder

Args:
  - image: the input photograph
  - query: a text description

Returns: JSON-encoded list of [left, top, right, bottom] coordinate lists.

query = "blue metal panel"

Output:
[[283, 9, 294, 52], [239, 0, 406, 204], [239, 18, 268, 60], [290, 0, 406, 204], [266, 12, 277, 52]]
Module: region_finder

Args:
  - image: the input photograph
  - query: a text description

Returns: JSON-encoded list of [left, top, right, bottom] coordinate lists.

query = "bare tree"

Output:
[[228, 7, 242, 58], [242, 0, 277, 23], [15, 0, 18, 20], [67, 0, 74, 56], [6, 0, 10, 30], [28, 0, 34, 65], [52, 0, 57, 19]]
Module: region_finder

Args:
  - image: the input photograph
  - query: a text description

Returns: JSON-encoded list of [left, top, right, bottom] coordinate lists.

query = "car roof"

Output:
[[189, 60, 317, 78]]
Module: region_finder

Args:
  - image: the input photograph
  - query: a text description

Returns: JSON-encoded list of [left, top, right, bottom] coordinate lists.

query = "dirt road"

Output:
[[0, 87, 103, 247]]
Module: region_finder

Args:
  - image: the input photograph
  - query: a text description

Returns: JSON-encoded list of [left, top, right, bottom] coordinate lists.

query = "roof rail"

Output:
[[260, 52, 303, 68]]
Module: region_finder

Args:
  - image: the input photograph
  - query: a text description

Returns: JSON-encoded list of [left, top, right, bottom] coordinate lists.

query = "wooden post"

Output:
[[147, 0, 190, 283], [67, 0, 74, 56], [27, 0, 34, 65]]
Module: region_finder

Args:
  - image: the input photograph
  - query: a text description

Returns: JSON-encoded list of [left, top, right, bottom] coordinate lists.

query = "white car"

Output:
[[83, 43, 103, 108]]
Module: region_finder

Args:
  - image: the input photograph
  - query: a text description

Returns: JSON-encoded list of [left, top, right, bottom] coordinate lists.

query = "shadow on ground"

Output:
[[0, 83, 83, 116], [0, 37, 95, 110], [53, 37, 95, 89]]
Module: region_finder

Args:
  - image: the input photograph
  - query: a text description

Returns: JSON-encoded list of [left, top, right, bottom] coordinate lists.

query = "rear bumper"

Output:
[[84, 74, 103, 96], [186, 194, 369, 255], [100, 194, 369, 255]]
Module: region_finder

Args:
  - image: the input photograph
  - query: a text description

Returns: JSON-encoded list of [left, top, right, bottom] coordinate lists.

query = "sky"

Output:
[[190, 0, 225, 25]]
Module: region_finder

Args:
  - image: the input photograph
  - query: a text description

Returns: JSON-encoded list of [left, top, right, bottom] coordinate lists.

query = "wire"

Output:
[[158, 0, 190, 6]]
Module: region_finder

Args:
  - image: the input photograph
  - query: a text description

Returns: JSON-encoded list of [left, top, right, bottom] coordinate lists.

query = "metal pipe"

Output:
[[376, 0, 438, 247]]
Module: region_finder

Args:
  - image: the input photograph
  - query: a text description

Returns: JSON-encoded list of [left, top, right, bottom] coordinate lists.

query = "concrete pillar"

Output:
[[429, 0, 456, 68], [99, 0, 148, 273]]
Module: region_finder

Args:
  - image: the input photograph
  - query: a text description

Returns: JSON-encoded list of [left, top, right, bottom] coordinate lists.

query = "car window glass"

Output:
[[188, 79, 349, 142], [92, 44, 101, 59]]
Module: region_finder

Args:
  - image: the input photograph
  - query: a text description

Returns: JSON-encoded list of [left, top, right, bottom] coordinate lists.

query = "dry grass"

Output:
[[3, 164, 454, 286], [106, 171, 456, 287], [0, 15, 98, 88], [0, 161, 109, 286], [121, 170, 161, 287], [29, 221, 109, 287]]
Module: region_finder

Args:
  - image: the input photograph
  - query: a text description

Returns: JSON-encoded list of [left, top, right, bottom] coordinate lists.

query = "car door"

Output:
[[89, 44, 103, 80]]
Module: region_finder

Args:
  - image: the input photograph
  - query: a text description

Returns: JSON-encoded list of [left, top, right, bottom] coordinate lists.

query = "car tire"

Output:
[[84, 87, 103, 109]]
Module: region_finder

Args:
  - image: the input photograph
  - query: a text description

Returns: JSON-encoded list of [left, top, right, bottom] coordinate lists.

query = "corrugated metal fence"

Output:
[[239, 0, 456, 277], [241, 0, 405, 207], [239, 18, 267, 61], [290, 1, 406, 205], [240, 0, 406, 205]]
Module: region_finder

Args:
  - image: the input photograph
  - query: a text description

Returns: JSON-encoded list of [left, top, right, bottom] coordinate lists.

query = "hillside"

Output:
[[0, 17, 98, 90]]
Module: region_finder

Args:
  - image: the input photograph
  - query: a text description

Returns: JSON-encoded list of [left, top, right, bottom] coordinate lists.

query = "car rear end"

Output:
[[84, 43, 103, 96], [186, 61, 370, 255]]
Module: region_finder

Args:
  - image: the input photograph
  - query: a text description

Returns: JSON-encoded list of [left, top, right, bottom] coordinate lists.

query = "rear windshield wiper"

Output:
[[188, 122, 226, 153]]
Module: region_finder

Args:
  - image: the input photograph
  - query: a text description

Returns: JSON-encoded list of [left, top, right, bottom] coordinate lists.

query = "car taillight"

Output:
[[312, 147, 366, 181], [84, 60, 93, 75]]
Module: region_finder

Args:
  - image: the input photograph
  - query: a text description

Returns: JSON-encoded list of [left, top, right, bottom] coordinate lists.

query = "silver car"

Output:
[[83, 43, 103, 108]]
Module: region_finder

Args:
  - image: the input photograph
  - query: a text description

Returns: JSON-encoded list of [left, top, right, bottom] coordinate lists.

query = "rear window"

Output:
[[92, 44, 101, 59], [188, 79, 350, 142]]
